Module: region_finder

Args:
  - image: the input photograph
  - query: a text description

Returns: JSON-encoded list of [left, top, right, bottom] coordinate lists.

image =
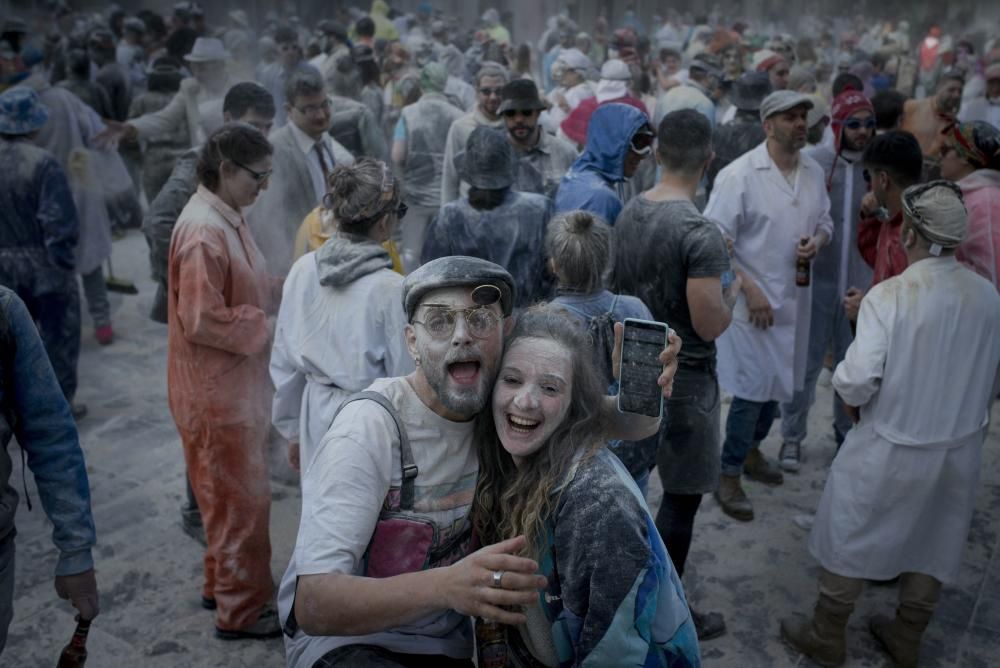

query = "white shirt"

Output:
[[278, 376, 478, 667], [705, 141, 834, 402], [288, 120, 339, 203], [809, 256, 1000, 583]]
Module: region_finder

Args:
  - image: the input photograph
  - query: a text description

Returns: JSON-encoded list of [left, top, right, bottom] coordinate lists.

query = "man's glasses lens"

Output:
[[479, 87, 503, 96], [502, 109, 534, 118], [418, 307, 498, 339], [297, 99, 332, 115]]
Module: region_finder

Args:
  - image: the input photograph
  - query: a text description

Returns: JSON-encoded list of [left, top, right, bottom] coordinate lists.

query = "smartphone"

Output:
[[618, 318, 669, 418]]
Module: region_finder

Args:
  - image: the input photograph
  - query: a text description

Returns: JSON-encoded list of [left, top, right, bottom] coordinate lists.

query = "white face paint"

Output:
[[492, 337, 573, 467], [410, 287, 505, 418]]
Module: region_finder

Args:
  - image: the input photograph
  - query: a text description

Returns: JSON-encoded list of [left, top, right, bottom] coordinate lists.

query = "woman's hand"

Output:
[[439, 536, 547, 625], [657, 330, 681, 399], [611, 323, 682, 399]]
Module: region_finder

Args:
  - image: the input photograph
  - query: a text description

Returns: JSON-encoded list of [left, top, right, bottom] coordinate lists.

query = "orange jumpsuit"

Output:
[[166, 185, 280, 630]]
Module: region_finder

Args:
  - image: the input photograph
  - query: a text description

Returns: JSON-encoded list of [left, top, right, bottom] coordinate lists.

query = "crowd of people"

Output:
[[2, 2, 1000, 667]]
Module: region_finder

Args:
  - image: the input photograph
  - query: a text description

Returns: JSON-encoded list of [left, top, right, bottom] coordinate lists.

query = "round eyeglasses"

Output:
[[412, 305, 500, 339]]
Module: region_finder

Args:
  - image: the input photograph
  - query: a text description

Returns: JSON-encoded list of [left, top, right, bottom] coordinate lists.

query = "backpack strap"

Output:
[[284, 390, 418, 638], [607, 293, 620, 319], [332, 390, 418, 510]]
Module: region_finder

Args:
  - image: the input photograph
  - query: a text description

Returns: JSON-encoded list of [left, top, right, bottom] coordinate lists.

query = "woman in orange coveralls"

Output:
[[167, 123, 283, 640]]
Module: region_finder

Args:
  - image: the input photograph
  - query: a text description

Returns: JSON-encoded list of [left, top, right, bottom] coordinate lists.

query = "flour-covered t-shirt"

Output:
[[278, 376, 478, 667]]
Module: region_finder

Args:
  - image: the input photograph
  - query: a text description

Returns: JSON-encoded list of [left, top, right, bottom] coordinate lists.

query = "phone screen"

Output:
[[618, 319, 668, 418]]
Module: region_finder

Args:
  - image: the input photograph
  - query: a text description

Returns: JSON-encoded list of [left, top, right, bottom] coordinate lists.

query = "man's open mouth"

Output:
[[506, 413, 541, 434], [447, 361, 481, 385]]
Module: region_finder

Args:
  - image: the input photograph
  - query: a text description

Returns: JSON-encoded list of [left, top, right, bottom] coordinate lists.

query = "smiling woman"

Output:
[[471, 304, 701, 667]]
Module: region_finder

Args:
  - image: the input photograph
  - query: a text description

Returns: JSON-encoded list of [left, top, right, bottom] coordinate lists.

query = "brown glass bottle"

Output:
[[796, 256, 811, 287], [57, 617, 90, 667], [796, 237, 811, 286]]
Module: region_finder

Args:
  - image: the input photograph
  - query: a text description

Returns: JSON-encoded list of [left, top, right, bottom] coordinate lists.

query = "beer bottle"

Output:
[[796, 239, 811, 287], [57, 617, 90, 667], [475, 617, 507, 668]]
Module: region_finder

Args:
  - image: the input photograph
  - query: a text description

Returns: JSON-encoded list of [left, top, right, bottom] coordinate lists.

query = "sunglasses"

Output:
[[629, 134, 654, 156], [843, 118, 877, 130], [230, 159, 272, 184], [478, 87, 503, 97], [502, 109, 538, 118]]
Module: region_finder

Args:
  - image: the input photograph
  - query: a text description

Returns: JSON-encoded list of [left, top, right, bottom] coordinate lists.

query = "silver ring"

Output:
[[491, 570, 504, 589]]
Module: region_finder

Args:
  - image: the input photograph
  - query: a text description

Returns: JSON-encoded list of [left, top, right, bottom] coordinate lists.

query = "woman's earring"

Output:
[[414, 355, 421, 366]]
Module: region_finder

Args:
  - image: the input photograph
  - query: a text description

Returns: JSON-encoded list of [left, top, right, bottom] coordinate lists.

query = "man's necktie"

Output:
[[314, 141, 332, 185]]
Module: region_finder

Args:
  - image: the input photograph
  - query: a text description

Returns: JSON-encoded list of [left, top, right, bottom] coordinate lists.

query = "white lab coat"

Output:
[[810, 257, 1000, 584], [269, 251, 414, 471], [705, 142, 834, 402]]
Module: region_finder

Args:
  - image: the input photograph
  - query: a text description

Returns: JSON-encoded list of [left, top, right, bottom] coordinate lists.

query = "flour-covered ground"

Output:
[[5, 232, 999, 667]]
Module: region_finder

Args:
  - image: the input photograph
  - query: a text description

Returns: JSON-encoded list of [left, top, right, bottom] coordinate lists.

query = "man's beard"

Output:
[[422, 350, 497, 417], [509, 124, 536, 143]]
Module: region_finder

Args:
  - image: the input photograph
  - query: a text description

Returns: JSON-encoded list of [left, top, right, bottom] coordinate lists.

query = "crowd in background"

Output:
[[2, 1, 1000, 667]]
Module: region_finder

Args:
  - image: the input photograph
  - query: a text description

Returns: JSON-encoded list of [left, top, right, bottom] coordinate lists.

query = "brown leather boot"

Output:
[[714, 473, 754, 521], [744, 447, 784, 485], [780, 593, 854, 667]]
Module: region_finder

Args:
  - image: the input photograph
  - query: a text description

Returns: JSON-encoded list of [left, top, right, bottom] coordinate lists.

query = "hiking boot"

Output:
[[692, 609, 727, 641], [95, 324, 114, 346], [779, 441, 801, 472], [744, 448, 784, 485], [215, 605, 282, 640], [869, 609, 930, 668], [780, 594, 853, 667], [714, 474, 754, 521]]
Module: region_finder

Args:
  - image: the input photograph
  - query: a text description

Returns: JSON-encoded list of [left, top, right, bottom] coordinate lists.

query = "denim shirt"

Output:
[[552, 290, 659, 478], [0, 287, 95, 575]]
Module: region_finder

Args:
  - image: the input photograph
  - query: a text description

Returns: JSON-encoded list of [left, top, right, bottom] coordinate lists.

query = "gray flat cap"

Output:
[[402, 256, 515, 321], [759, 90, 814, 121]]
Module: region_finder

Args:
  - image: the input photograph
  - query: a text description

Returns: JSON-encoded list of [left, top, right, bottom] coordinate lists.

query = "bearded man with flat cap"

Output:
[[278, 256, 681, 668], [781, 182, 1000, 668]]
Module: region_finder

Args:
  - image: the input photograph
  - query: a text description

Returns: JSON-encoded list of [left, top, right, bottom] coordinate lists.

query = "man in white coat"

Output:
[[781, 181, 1000, 668], [705, 91, 833, 521]]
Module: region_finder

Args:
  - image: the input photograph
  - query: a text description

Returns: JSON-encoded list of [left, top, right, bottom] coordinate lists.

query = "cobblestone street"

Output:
[[5, 232, 1000, 667]]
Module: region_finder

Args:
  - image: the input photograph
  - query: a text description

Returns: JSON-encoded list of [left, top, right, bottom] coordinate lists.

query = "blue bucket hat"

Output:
[[0, 88, 49, 135]]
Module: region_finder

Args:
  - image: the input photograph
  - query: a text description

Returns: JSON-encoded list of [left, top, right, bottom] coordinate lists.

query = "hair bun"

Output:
[[328, 163, 356, 193], [567, 211, 595, 234]]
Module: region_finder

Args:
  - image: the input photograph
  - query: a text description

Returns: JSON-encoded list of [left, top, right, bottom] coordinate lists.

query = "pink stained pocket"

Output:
[[364, 515, 437, 578]]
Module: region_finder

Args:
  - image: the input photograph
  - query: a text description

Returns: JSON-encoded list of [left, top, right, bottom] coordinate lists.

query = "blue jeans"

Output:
[[780, 286, 853, 447], [720, 398, 778, 476]]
